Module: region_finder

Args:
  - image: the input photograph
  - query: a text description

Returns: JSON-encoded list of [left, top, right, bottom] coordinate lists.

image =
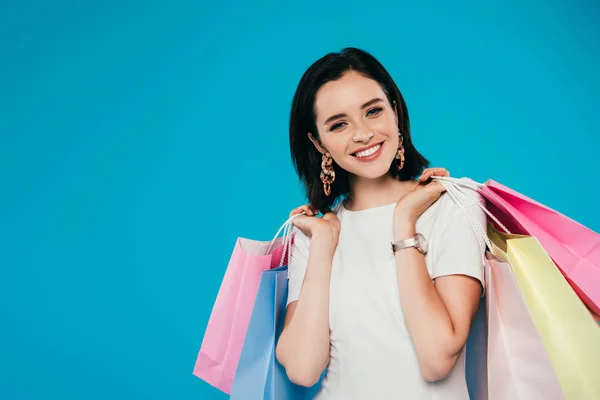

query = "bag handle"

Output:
[[432, 176, 511, 263], [262, 212, 306, 270]]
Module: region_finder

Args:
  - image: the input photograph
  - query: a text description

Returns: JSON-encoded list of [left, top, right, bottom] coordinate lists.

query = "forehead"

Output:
[[314, 71, 387, 120]]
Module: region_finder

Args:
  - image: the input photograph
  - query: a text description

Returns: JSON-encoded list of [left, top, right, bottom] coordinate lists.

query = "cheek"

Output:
[[329, 145, 348, 164], [376, 116, 398, 134], [320, 137, 351, 168]]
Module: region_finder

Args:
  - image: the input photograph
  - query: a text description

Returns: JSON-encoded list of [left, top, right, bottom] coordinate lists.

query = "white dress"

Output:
[[286, 187, 486, 400]]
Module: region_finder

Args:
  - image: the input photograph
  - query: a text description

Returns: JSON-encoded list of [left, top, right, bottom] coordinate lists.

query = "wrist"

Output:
[[394, 206, 417, 224], [394, 219, 417, 241], [312, 228, 339, 254]]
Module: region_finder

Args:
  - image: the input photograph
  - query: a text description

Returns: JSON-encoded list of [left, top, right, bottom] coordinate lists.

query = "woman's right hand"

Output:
[[289, 205, 341, 244]]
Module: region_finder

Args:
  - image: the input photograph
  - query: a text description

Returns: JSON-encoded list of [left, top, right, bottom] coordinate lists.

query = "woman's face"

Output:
[[310, 71, 400, 180]]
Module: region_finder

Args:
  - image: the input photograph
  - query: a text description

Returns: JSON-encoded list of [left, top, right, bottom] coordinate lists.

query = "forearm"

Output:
[[393, 223, 462, 381], [276, 231, 335, 385]]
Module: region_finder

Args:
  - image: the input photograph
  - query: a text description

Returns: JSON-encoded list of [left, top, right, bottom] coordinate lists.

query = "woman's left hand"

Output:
[[394, 168, 450, 227]]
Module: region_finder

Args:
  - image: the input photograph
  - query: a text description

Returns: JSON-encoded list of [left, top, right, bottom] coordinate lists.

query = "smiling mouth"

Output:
[[352, 143, 383, 158]]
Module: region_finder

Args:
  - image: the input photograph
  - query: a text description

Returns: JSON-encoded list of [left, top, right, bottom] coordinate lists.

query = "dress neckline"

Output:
[[339, 201, 398, 214]]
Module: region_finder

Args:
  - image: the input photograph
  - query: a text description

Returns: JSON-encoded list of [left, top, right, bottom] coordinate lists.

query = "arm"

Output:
[[275, 212, 339, 387], [392, 170, 484, 382], [393, 220, 481, 382]]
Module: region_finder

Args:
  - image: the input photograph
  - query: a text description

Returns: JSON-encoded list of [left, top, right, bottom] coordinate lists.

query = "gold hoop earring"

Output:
[[320, 153, 335, 196], [395, 132, 405, 171]]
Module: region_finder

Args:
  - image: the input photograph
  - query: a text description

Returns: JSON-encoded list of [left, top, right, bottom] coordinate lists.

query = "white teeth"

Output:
[[355, 144, 381, 158]]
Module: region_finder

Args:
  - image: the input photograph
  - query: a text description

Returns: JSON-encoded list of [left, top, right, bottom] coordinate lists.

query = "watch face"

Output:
[[416, 233, 428, 254]]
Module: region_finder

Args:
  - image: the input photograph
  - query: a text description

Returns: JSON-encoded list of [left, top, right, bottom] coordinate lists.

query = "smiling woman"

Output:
[[276, 48, 486, 400], [289, 49, 429, 213]]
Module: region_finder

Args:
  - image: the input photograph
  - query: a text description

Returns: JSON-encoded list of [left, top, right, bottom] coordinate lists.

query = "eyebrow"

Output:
[[323, 97, 385, 126]]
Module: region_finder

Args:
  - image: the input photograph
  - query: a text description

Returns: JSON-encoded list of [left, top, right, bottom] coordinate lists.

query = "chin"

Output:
[[348, 161, 394, 180]]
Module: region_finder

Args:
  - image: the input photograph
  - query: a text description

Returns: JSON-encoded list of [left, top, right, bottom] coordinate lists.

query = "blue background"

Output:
[[1, 0, 598, 399]]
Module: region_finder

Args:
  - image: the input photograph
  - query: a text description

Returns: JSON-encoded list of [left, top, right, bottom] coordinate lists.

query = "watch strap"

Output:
[[391, 236, 417, 253]]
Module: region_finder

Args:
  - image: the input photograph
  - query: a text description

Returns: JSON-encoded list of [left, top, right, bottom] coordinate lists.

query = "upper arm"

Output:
[[282, 301, 298, 330], [282, 229, 309, 330], [433, 275, 482, 352], [286, 230, 311, 306], [431, 190, 487, 351]]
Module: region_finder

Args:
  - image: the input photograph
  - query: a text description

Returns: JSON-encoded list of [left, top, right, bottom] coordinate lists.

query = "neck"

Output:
[[345, 172, 417, 211]]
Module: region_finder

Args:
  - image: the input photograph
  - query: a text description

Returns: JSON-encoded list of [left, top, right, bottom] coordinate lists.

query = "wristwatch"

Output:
[[391, 233, 428, 254]]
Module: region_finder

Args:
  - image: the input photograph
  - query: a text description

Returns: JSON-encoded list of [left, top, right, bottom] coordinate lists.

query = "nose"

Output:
[[353, 129, 374, 143]]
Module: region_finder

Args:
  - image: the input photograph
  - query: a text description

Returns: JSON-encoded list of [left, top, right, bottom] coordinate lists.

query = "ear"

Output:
[[393, 101, 399, 127], [308, 132, 327, 155]]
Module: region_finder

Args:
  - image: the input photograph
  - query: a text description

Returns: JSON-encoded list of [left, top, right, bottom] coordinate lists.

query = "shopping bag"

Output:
[[465, 294, 488, 400], [463, 252, 565, 400], [230, 266, 320, 400], [485, 249, 564, 400], [193, 216, 298, 394], [480, 180, 600, 316], [488, 227, 600, 400], [433, 177, 599, 399]]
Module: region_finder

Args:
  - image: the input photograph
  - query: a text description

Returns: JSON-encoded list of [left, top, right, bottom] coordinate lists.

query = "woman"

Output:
[[275, 47, 486, 399]]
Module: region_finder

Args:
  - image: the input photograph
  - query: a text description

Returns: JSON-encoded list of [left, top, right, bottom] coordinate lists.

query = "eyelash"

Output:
[[330, 107, 384, 131]]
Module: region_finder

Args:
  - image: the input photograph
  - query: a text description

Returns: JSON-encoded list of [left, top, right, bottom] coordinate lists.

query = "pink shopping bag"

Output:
[[433, 176, 599, 399], [485, 252, 565, 400], [193, 218, 296, 394], [479, 180, 600, 315]]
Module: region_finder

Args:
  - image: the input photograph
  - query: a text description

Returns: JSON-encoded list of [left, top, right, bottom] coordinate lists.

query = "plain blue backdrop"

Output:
[[1, 0, 598, 399]]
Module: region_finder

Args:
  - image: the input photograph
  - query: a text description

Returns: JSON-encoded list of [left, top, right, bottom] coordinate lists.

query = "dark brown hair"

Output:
[[289, 47, 429, 213]]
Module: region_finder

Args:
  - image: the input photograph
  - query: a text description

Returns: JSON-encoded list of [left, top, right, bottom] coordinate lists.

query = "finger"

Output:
[[290, 205, 314, 217], [419, 170, 434, 181], [297, 205, 311, 216], [292, 212, 311, 222], [425, 168, 447, 173], [420, 168, 449, 181], [430, 169, 450, 177], [289, 208, 306, 218], [300, 205, 316, 216]]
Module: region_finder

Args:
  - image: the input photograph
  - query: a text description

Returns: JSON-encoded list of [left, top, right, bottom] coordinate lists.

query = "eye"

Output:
[[330, 122, 346, 131], [367, 107, 383, 117]]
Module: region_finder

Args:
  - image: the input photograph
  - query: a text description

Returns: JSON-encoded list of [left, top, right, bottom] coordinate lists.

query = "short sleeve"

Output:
[[286, 229, 311, 306], [431, 190, 487, 291]]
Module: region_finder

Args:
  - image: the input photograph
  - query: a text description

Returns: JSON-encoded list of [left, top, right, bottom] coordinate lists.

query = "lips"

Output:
[[352, 142, 383, 158], [350, 141, 385, 163]]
